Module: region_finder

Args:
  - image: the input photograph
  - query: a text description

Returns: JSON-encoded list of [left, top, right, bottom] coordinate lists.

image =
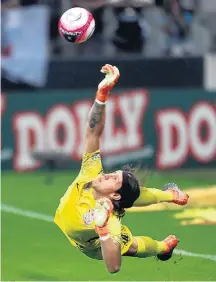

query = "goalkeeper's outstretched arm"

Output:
[[83, 64, 120, 154], [84, 100, 105, 154], [94, 198, 121, 274]]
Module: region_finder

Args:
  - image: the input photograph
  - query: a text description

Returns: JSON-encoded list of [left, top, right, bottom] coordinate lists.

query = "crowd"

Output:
[[1, 0, 216, 58]]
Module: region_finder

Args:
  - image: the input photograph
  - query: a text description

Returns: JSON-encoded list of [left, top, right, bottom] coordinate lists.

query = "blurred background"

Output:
[[1, 0, 216, 170], [2, 0, 216, 59], [1, 0, 216, 281]]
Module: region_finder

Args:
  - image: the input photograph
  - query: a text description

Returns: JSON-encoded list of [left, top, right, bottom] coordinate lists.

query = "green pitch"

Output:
[[1, 169, 216, 281]]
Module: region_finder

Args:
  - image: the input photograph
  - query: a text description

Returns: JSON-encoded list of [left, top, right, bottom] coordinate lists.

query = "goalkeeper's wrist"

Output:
[[95, 90, 110, 104], [95, 98, 106, 105], [99, 233, 111, 241], [95, 225, 109, 237]]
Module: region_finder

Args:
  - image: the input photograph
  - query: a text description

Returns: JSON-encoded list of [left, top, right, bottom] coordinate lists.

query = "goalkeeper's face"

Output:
[[92, 170, 123, 199]]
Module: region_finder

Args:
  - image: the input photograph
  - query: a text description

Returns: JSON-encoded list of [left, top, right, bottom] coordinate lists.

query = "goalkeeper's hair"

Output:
[[112, 164, 141, 218]]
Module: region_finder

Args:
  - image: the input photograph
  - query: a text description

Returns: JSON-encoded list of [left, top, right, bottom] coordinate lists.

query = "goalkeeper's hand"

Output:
[[94, 198, 113, 239], [96, 64, 120, 104]]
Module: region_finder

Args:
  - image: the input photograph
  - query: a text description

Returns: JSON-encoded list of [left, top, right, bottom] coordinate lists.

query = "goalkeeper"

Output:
[[54, 64, 189, 274]]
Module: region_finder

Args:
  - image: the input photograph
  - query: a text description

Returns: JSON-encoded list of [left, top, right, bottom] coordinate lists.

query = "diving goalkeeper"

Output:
[[54, 64, 189, 274]]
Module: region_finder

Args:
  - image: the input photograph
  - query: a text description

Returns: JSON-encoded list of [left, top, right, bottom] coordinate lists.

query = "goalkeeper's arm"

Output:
[[84, 64, 120, 155], [100, 235, 121, 274], [94, 198, 121, 273]]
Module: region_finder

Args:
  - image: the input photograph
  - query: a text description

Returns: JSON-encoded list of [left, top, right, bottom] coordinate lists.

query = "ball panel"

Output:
[[76, 14, 95, 43], [60, 7, 89, 32], [58, 23, 81, 43], [85, 20, 95, 41]]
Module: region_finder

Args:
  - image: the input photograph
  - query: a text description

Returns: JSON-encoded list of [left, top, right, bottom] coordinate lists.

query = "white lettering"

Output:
[[156, 110, 188, 169], [13, 113, 44, 171], [190, 103, 216, 162]]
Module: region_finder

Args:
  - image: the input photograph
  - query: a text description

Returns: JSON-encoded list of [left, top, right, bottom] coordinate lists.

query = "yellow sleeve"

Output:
[[78, 150, 103, 180], [107, 215, 122, 245]]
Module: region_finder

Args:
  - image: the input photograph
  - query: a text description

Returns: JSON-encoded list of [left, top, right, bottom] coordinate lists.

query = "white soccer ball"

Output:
[[58, 7, 95, 44]]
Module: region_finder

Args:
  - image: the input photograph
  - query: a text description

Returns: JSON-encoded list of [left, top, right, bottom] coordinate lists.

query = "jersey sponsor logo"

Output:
[[91, 153, 100, 160], [121, 233, 130, 244], [83, 209, 94, 226]]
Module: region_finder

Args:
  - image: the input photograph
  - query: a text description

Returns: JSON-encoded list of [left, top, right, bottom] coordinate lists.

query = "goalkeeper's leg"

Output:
[[124, 235, 179, 261], [134, 183, 189, 207]]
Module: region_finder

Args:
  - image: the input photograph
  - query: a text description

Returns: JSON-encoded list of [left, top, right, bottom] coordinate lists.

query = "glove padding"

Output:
[[94, 198, 113, 236], [96, 64, 120, 102]]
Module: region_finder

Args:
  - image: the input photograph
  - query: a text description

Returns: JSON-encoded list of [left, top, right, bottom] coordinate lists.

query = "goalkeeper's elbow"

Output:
[[107, 264, 121, 274]]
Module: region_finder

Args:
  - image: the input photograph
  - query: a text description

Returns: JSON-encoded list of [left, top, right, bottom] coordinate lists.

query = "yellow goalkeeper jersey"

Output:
[[54, 150, 123, 254]]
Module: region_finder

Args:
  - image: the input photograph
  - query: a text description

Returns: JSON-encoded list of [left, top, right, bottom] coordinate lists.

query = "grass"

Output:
[[1, 169, 216, 281]]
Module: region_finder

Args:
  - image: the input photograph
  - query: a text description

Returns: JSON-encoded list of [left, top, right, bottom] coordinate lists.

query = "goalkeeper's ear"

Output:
[[110, 193, 121, 201]]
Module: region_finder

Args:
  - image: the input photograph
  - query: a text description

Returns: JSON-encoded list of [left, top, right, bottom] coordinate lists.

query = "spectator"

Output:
[[161, 0, 196, 56], [40, 0, 63, 55], [198, 0, 216, 52], [112, 6, 145, 54], [110, 0, 152, 55]]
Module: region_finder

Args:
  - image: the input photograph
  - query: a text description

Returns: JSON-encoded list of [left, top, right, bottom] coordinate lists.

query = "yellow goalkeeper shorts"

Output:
[[80, 225, 133, 260]]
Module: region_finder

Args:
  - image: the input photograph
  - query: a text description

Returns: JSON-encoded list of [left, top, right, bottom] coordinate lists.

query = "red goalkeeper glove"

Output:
[[96, 64, 120, 104], [94, 198, 114, 241]]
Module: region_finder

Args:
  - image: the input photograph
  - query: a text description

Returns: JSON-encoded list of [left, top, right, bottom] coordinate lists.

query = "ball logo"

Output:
[[60, 28, 81, 37], [60, 27, 82, 43]]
